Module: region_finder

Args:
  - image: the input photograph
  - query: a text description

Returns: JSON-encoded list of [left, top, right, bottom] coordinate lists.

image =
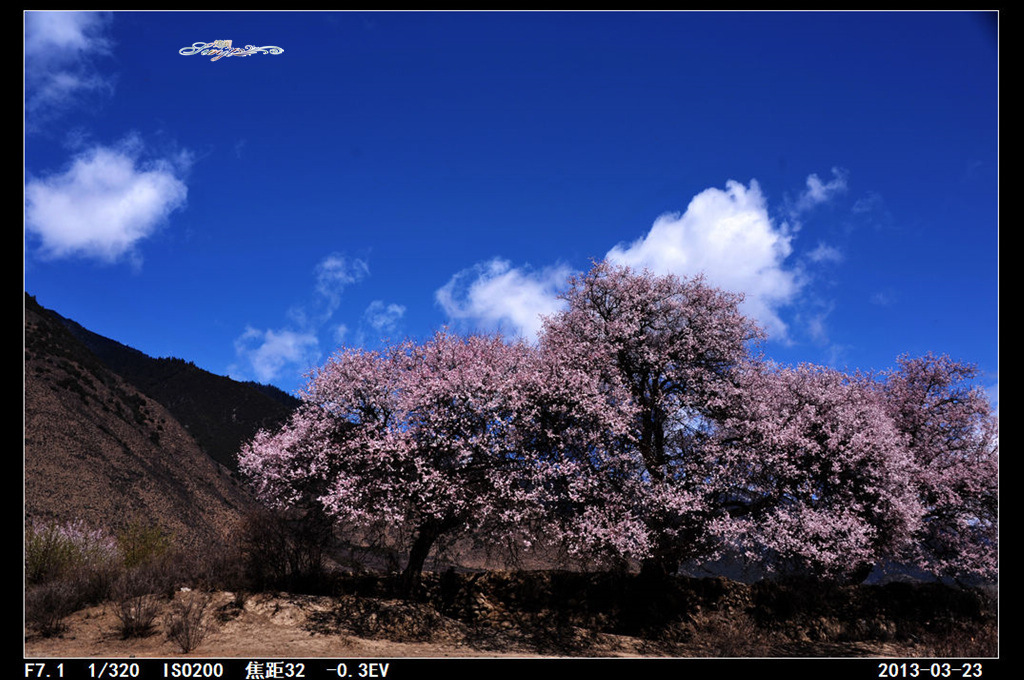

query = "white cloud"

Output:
[[870, 290, 896, 306], [316, 253, 369, 295], [793, 167, 848, 215], [436, 258, 573, 340], [332, 324, 350, 345], [606, 179, 799, 339], [314, 254, 369, 317], [236, 253, 370, 387], [286, 254, 368, 328], [436, 173, 849, 346], [807, 242, 844, 264], [25, 140, 190, 265], [24, 11, 115, 129], [801, 299, 836, 346], [364, 300, 406, 335], [806, 315, 828, 344], [232, 326, 320, 385], [25, 11, 110, 56], [851, 190, 894, 230]]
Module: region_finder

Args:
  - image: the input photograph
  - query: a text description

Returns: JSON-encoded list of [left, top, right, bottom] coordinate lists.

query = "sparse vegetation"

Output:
[[25, 520, 121, 636], [25, 519, 119, 586], [111, 559, 179, 639], [235, 506, 333, 594], [112, 590, 161, 639], [25, 578, 81, 637], [165, 589, 214, 653], [117, 521, 173, 570], [25, 518, 186, 639], [25, 515, 997, 656]]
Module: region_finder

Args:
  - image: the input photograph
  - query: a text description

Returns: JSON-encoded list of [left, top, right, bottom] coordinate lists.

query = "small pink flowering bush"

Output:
[[26, 519, 119, 586], [25, 519, 121, 635]]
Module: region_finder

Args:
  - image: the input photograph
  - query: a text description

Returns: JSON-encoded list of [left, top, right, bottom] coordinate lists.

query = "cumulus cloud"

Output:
[[25, 139, 190, 265], [436, 258, 573, 340], [25, 11, 115, 129], [606, 179, 799, 339], [436, 173, 850, 346]]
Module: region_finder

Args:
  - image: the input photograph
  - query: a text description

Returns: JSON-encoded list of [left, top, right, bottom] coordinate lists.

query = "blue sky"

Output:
[[24, 11, 998, 405]]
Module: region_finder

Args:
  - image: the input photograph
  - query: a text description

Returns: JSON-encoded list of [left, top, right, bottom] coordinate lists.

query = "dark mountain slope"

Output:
[[24, 294, 259, 551], [47, 306, 300, 472]]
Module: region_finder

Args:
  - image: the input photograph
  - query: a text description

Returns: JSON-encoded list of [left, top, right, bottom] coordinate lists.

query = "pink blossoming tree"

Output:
[[239, 260, 997, 589], [714, 362, 925, 582], [878, 353, 998, 582], [238, 331, 545, 594], [535, 260, 763, 576], [715, 354, 998, 584]]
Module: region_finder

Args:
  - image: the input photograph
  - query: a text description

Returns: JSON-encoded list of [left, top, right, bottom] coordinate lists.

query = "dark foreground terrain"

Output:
[[25, 570, 997, 658]]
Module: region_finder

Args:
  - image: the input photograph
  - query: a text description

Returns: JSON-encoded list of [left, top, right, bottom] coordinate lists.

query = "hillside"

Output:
[[46, 304, 299, 472], [23, 293, 265, 551]]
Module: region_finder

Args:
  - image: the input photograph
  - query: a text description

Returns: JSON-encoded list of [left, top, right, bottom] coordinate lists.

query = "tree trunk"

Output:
[[639, 540, 680, 581], [400, 520, 444, 598]]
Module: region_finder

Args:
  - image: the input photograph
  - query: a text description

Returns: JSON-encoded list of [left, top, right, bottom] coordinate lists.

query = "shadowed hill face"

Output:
[[41, 298, 301, 472], [24, 294, 259, 552]]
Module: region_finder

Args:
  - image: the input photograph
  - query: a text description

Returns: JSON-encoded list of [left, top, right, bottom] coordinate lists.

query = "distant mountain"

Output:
[[23, 293, 292, 551], [43, 298, 300, 472]]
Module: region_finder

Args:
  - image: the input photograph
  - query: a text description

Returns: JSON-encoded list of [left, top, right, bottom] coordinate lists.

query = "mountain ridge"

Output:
[[32, 294, 300, 473], [23, 292, 293, 551]]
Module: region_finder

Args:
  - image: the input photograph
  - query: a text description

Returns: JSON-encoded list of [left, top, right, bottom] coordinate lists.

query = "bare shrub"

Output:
[[919, 620, 998, 658], [185, 541, 248, 593], [143, 548, 193, 598], [165, 590, 214, 653], [25, 522, 77, 585], [687, 610, 772, 656], [25, 521, 125, 638], [70, 562, 121, 607], [25, 580, 80, 637], [113, 594, 160, 638], [236, 506, 333, 593], [112, 568, 162, 639]]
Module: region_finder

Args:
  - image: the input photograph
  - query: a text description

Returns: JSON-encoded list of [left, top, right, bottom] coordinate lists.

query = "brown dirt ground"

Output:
[[24, 589, 943, 659]]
